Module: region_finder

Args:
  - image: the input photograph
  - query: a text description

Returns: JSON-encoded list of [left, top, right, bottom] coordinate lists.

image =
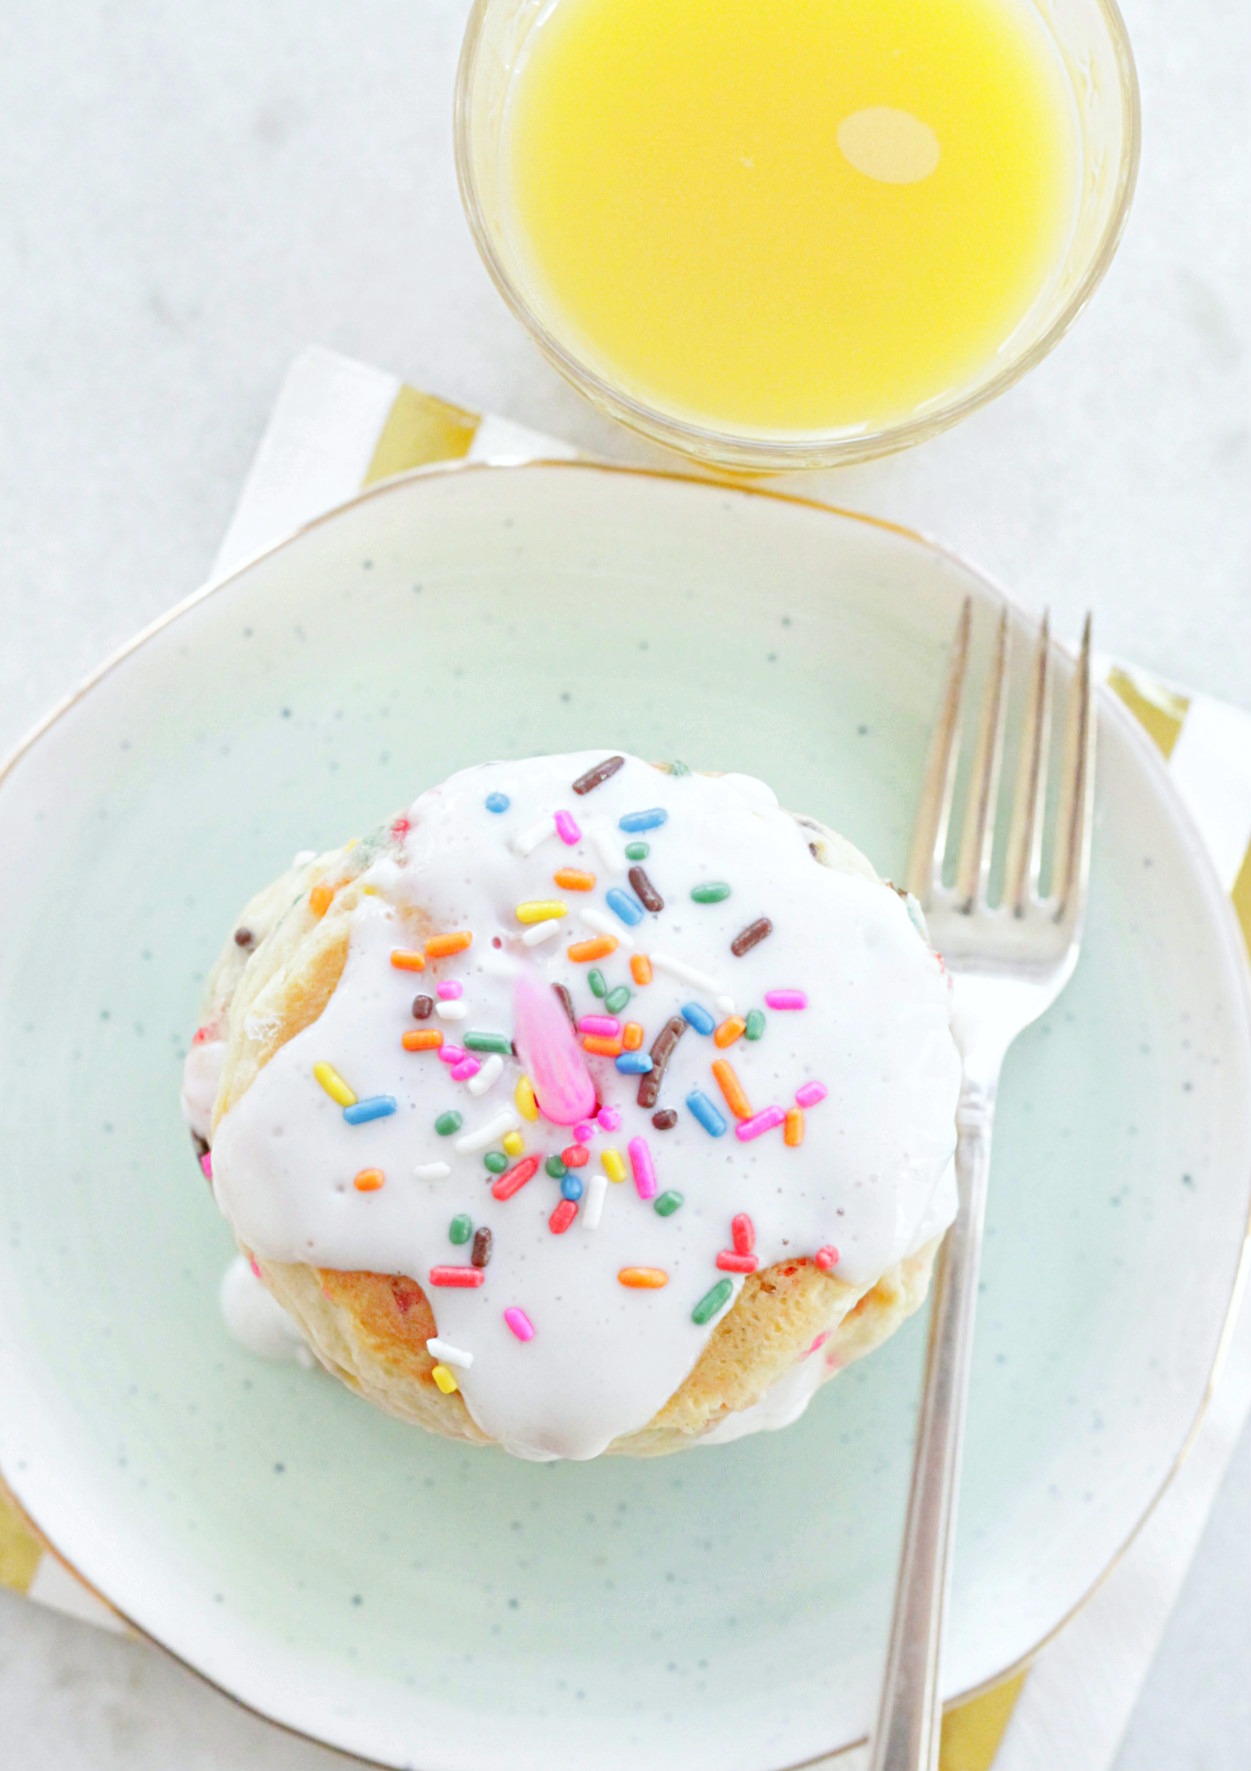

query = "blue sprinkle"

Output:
[[681, 1002, 716, 1035], [615, 1052, 654, 1075], [686, 1090, 727, 1137], [484, 792, 510, 814], [605, 886, 645, 927], [561, 1174, 584, 1201], [618, 807, 669, 833], [343, 1095, 397, 1125]]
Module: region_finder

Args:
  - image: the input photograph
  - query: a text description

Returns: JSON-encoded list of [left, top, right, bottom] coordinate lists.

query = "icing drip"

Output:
[[204, 753, 959, 1460]]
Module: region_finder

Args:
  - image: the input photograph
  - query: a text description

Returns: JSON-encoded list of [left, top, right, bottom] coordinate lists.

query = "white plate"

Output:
[[1, 462, 1248, 1771]]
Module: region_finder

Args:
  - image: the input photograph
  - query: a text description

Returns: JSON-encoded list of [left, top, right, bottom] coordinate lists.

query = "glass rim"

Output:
[[453, 0, 1143, 471]]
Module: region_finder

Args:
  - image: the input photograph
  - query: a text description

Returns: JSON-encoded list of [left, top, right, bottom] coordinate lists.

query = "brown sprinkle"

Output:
[[638, 1014, 686, 1109], [628, 865, 664, 913], [571, 754, 626, 796], [553, 982, 577, 1031], [412, 994, 434, 1020], [651, 1109, 678, 1130], [233, 927, 254, 948], [730, 917, 773, 957], [471, 1226, 493, 1268]]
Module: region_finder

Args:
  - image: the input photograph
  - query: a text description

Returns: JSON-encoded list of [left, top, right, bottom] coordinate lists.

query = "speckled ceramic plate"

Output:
[[1, 463, 1248, 1771]]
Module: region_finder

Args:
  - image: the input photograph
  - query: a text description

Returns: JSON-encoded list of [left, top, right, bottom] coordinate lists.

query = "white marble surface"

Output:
[[0, 0, 1246, 1765]]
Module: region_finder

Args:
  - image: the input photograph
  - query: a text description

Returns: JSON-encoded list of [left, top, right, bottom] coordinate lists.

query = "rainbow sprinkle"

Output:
[[691, 1278, 734, 1324], [313, 1061, 356, 1107], [686, 1090, 727, 1137], [504, 1307, 536, 1341]]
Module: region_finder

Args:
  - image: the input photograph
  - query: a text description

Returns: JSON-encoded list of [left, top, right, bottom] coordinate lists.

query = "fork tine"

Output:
[[905, 598, 972, 903], [953, 606, 1009, 910], [1049, 613, 1095, 917], [1003, 611, 1052, 916]]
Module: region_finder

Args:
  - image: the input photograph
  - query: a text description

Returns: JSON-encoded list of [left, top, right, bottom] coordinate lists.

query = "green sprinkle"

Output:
[[691, 882, 732, 904], [654, 1190, 684, 1217], [624, 841, 650, 861], [588, 968, 608, 999], [669, 760, 691, 777], [463, 1031, 513, 1055], [744, 1008, 766, 1041], [604, 984, 631, 1014], [435, 1110, 463, 1137], [692, 1277, 734, 1325], [484, 1151, 508, 1174], [545, 1155, 567, 1179], [449, 1213, 473, 1245]]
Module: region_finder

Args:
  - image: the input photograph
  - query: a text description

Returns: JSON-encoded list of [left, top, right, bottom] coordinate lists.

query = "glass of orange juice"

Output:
[[456, 0, 1139, 470]]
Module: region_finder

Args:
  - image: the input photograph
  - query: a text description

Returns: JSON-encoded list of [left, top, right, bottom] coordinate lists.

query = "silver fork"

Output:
[[866, 601, 1095, 1771]]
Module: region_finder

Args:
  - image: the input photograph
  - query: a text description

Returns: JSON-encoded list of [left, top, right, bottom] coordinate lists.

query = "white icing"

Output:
[[219, 1254, 315, 1367], [180, 1038, 225, 1142], [206, 753, 960, 1461]]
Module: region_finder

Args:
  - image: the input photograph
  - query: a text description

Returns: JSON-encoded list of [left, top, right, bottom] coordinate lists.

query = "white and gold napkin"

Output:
[[5, 347, 1249, 1771]]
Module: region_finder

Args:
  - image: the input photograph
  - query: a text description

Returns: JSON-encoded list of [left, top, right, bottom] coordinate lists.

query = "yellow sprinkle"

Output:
[[602, 1148, 626, 1184], [431, 1363, 459, 1394], [515, 1075, 539, 1121], [502, 1130, 525, 1158], [313, 1061, 356, 1108], [344, 837, 360, 850], [516, 900, 568, 924], [361, 884, 379, 895]]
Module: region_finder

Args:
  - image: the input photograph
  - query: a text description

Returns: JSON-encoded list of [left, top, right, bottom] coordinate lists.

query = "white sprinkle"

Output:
[[583, 906, 633, 949], [582, 1171, 609, 1230], [466, 1053, 503, 1096], [291, 849, 318, 867], [715, 994, 737, 1016], [426, 1337, 474, 1371], [521, 917, 562, 947], [414, 1161, 451, 1182], [436, 999, 467, 1021], [651, 950, 722, 994], [512, 816, 556, 857], [454, 1108, 519, 1154], [589, 825, 625, 873]]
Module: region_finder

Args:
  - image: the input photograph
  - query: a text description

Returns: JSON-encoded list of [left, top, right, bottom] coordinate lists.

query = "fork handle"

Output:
[[866, 1073, 998, 1771]]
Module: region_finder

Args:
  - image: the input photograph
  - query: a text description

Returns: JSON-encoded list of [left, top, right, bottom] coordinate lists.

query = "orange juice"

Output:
[[502, 0, 1078, 435]]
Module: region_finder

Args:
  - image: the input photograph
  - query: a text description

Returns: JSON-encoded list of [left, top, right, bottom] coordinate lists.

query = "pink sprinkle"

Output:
[[504, 1307, 535, 1342], [806, 1331, 831, 1357], [192, 1023, 217, 1046], [795, 1080, 828, 1108], [815, 1245, 840, 1271], [628, 1135, 657, 1200], [436, 980, 464, 1001], [438, 1044, 467, 1066], [199, 1151, 213, 1179], [735, 1105, 787, 1142], [573, 1119, 597, 1143], [716, 1251, 758, 1273], [579, 1015, 621, 1037], [597, 1104, 623, 1132], [765, 990, 808, 1011], [554, 809, 581, 846], [390, 815, 411, 839], [248, 1255, 261, 1280], [450, 1057, 481, 1082]]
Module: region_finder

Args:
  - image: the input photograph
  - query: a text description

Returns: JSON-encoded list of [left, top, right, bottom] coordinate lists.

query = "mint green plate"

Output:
[[1, 463, 1248, 1770]]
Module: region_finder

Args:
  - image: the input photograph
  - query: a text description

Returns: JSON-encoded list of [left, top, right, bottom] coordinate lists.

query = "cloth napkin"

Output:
[[5, 347, 1249, 1771]]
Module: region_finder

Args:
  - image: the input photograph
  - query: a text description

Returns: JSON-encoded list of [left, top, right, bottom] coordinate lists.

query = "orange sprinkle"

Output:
[[618, 1266, 669, 1289], [583, 1034, 624, 1057], [425, 931, 473, 959], [630, 953, 653, 986], [309, 882, 335, 917], [353, 1168, 385, 1192], [402, 1029, 445, 1052], [390, 948, 426, 972], [784, 1107, 806, 1147], [711, 1058, 753, 1121], [554, 867, 596, 891], [714, 1015, 746, 1049], [568, 935, 617, 963], [622, 1021, 644, 1051]]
